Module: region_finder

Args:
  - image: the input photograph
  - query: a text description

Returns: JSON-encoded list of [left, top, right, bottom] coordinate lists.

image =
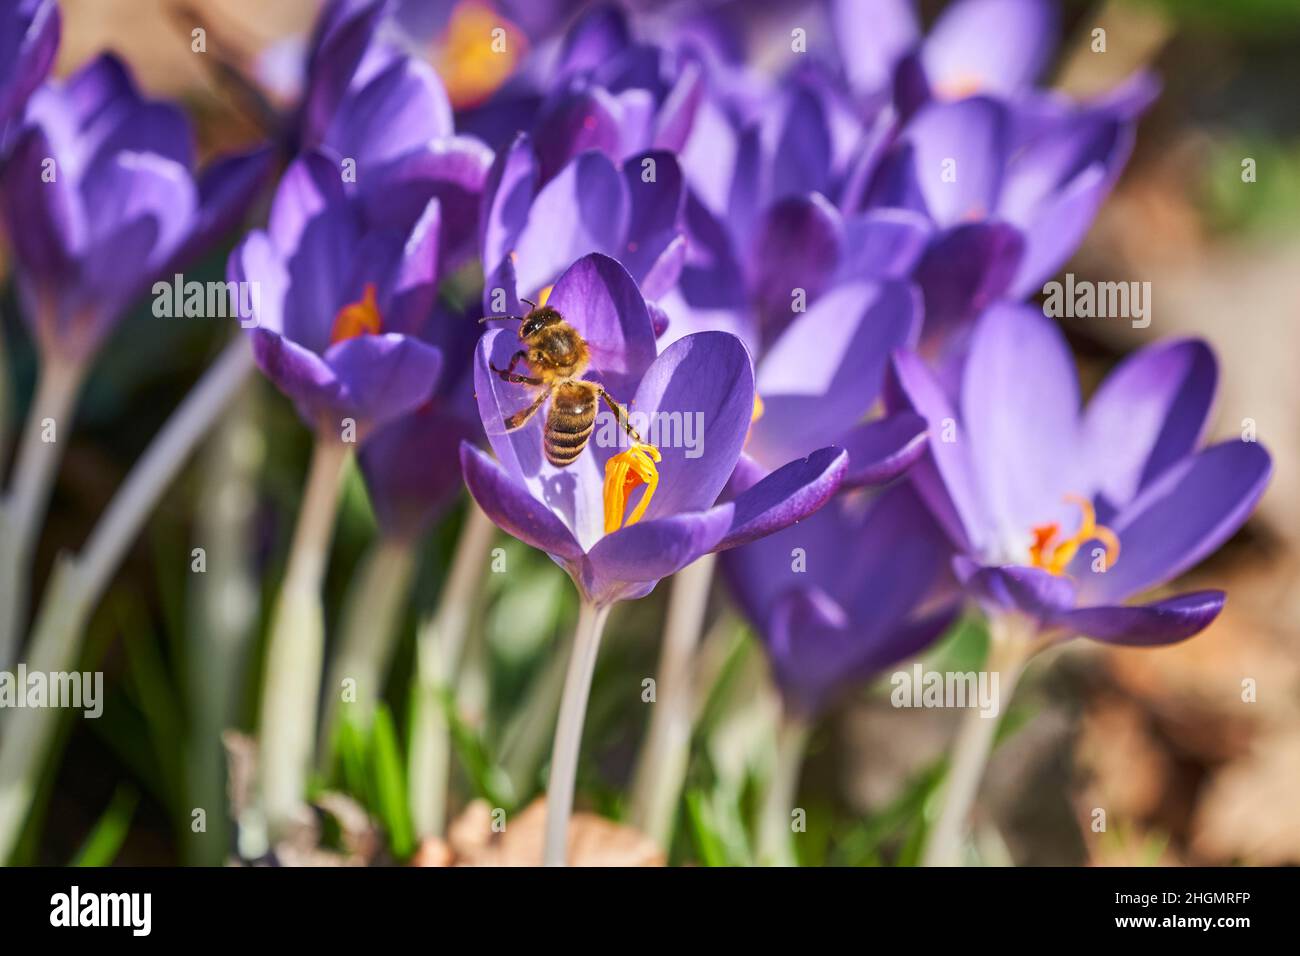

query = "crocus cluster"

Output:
[[0, 0, 1275, 870]]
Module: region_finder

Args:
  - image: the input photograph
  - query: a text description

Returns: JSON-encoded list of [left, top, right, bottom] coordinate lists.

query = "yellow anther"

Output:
[[329, 283, 382, 345], [1028, 493, 1121, 576], [537, 284, 554, 306], [751, 393, 765, 423], [436, 0, 523, 109], [603, 443, 662, 534]]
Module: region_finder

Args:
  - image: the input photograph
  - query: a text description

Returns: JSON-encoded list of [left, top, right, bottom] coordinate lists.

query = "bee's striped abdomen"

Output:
[[545, 382, 597, 467]]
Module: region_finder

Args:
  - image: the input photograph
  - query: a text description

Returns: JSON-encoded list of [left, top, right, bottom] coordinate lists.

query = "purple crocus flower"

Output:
[[889, 304, 1272, 645], [0, 0, 57, 138], [230, 150, 444, 440], [722, 482, 956, 715], [856, 90, 1152, 335], [0, 54, 272, 365], [461, 252, 847, 607]]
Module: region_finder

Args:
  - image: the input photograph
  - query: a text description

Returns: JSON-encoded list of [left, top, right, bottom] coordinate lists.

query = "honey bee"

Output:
[[484, 300, 642, 467]]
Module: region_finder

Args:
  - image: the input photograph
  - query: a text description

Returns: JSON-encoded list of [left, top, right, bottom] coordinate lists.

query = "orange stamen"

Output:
[[1028, 494, 1121, 576], [603, 443, 661, 534], [436, 0, 525, 110], [330, 283, 383, 345]]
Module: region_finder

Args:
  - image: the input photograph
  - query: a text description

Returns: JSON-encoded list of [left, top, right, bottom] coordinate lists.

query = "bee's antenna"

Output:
[[521, 297, 538, 309], [478, 314, 526, 324]]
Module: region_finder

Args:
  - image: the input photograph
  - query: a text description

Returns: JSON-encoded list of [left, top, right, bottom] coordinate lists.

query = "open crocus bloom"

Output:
[[890, 304, 1272, 645], [722, 482, 956, 716], [230, 151, 444, 438], [0, 54, 272, 364], [0, 0, 57, 136], [462, 253, 848, 606]]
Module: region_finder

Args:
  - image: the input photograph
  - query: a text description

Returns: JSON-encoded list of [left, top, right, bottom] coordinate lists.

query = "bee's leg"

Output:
[[490, 351, 540, 384], [597, 387, 643, 444], [504, 387, 551, 431]]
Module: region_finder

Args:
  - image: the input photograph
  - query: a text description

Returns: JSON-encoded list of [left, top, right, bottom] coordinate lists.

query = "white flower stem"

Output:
[[318, 534, 418, 762], [0, 352, 86, 671], [0, 339, 254, 863], [628, 552, 716, 847], [408, 500, 497, 839], [255, 436, 351, 840], [542, 599, 611, 866], [920, 615, 1034, 867], [756, 708, 811, 866]]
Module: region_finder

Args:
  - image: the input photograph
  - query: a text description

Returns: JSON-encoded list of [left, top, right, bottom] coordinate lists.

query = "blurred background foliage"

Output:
[[1, 0, 1297, 865]]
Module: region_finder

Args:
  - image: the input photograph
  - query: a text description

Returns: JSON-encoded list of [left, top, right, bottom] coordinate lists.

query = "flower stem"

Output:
[[255, 436, 351, 840], [542, 599, 611, 866], [756, 708, 810, 866], [0, 339, 254, 863], [0, 352, 85, 671], [628, 552, 716, 847], [184, 389, 263, 865], [920, 615, 1034, 867], [409, 500, 497, 839], [319, 535, 418, 762]]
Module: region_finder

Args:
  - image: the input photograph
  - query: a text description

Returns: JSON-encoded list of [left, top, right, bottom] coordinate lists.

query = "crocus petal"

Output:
[[461, 442, 584, 561], [361, 400, 477, 538], [323, 332, 443, 433], [961, 304, 1079, 555], [749, 280, 919, 467], [1053, 591, 1225, 646], [886, 349, 989, 553], [837, 208, 932, 281], [0, 126, 80, 289], [533, 88, 624, 183], [384, 197, 441, 336], [715, 447, 848, 551], [633, 330, 755, 521], [512, 151, 630, 299], [249, 327, 345, 427], [620, 149, 685, 285], [556, 3, 631, 78], [1082, 339, 1217, 509], [302, 0, 385, 146], [1082, 441, 1272, 605], [652, 58, 705, 153], [889, 97, 1008, 228], [831, 0, 919, 97], [954, 557, 1077, 622], [750, 193, 843, 330], [268, 151, 351, 256], [0, 0, 59, 125], [480, 132, 538, 275], [913, 222, 1024, 333], [172, 145, 275, 270], [922, 0, 1059, 98], [839, 411, 928, 487], [230, 230, 289, 335], [582, 506, 734, 603], [325, 55, 454, 167], [770, 87, 833, 201], [359, 135, 493, 272], [545, 251, 658, 395]]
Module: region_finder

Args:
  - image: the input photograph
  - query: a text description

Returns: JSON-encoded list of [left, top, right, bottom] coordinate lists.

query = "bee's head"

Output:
[[520, 304, 564, 339]]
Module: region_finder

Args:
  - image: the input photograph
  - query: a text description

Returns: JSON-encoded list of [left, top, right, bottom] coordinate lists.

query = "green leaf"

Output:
[[370, 706, 415, 859], [71, 787, 139, 867]]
